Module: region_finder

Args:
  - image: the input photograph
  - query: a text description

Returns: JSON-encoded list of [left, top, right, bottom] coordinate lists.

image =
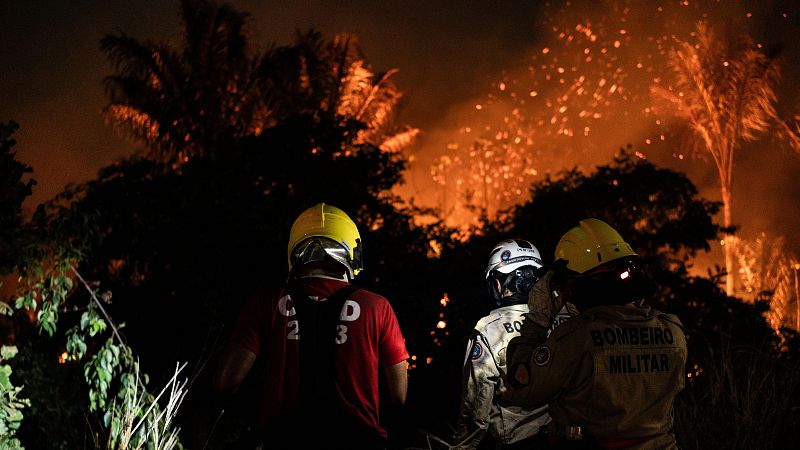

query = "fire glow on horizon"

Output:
[[405, 0, 800, 332], [409, 0, 797, 227]]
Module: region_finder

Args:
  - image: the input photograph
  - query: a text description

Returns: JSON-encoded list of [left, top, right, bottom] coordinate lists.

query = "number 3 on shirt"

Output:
[[336, 324, 348, 344]]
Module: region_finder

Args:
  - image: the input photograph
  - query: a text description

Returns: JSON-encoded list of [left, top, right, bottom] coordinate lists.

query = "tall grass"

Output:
[[106, 362, 188, 450], [674, 335, 800, 449]]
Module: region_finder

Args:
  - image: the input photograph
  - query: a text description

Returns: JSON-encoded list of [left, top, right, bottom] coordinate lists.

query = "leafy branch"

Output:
[[0, 345, 30, 449], [12, 262, 186, 449]]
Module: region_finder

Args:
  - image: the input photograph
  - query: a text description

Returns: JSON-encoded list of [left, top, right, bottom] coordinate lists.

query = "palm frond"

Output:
[[725, 48, 780, 143], [103, 103, 161, 150], [654, 20, 784, 158], [379, 127, 421, 153], [337, 60, 375, 117], [775, 113, 800, 152], [357, 68, 403, 132], [100, 34, 161, 78], [733, 234, 798, 332]]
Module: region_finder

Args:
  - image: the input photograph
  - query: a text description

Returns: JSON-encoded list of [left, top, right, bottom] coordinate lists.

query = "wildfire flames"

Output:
[[401, 0, 800, 331], [416, 1, 792, 223]]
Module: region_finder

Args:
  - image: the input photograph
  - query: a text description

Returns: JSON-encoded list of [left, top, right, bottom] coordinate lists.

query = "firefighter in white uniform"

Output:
[[454, 239, 574, 449]]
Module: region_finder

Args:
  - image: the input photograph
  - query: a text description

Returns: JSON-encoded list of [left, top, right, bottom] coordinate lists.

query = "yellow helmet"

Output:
[[555, 218, 636, 273], [287, 203, 364, 279]]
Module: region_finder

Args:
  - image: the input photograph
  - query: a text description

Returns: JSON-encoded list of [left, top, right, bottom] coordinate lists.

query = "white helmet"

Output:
[[485, 239, 543, 279], [485, 239, 544, 304]]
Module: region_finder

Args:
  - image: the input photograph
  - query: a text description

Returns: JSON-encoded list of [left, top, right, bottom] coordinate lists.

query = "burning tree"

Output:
[[733, 233, 800, 332], [652, 20, 788, 296], [332, 37, 420, 153], [431, 138, 538, 223]]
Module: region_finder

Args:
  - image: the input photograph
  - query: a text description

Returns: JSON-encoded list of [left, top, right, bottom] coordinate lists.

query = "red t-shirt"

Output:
[[229, 276, 409, 437]]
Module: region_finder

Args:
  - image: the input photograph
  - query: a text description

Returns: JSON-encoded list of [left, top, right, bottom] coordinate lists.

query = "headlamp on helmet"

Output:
[[554, 219, 646, 307]]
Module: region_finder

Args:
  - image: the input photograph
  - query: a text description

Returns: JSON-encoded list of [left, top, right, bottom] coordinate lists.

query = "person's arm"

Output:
[[453, 334, 496, 450], [504, 318, 586, 409], [213, 291, 265, 398], [382, 360, 408, 406], [501, 266, 582, 406], [213, 343, 257, 397], [379, 299, 410, 407]]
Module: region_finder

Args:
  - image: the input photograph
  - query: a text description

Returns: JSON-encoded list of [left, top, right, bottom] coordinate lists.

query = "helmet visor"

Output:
[[291, 237, 354, 277], [511, 266, 541, 294]]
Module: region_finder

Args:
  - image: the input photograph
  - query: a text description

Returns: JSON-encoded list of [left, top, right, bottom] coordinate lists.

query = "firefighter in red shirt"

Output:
[[214, 203, 409, 449]]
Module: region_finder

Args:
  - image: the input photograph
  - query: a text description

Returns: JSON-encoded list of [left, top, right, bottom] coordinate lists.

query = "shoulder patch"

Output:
[[470, 342, 484, 360], [533, 345, 551, 366]]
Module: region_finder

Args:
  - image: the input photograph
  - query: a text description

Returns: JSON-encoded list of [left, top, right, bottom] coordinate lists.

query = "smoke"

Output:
[[398, 0, 800, 259]]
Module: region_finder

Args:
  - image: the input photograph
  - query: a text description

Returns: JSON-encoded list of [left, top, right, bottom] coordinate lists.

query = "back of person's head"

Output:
[[287, 203, 364, 281], [485, 239, 544, 307], [554, 218, 648, 309]]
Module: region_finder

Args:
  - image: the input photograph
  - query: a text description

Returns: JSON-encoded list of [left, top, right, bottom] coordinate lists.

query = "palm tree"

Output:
[[102, 1, 417, 163], [260, 31, 418, 153], [334, 43, 419, 152], [101, 0, 263, 162], [652, 21, 786, 296]]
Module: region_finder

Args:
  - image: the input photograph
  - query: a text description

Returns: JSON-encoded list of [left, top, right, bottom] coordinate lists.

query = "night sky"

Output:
[[2, 0, 800, 254]]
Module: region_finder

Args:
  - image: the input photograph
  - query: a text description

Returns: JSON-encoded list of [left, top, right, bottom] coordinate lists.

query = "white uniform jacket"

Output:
[[454, 304, 572, 449]]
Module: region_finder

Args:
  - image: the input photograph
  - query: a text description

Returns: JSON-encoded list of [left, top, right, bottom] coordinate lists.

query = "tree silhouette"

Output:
[[102, 1, 417, 164], [253, 30, 418, 153], [101, 0, 260, 162], [431, 137, 539, 225], [0, 121, 35, 276], [651, 20, 790, 296]]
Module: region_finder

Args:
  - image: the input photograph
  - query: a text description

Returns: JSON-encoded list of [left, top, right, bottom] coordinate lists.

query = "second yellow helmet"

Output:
[[555, 218, 636, 273]]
